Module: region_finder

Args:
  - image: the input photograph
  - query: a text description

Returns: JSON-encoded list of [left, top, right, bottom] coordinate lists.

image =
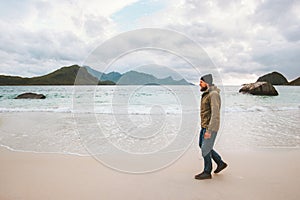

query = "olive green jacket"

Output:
[[200, 85, 221, 133]]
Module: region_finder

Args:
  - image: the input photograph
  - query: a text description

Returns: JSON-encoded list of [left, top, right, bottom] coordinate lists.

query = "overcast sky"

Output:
[[0, 0, 299, 85]]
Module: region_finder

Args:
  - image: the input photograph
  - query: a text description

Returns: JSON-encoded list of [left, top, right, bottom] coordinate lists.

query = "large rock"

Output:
[[288, 77, 300, 86], [257, 71, 288, 85], [15, 92, 46, 99], [239, 82, 279, 96]]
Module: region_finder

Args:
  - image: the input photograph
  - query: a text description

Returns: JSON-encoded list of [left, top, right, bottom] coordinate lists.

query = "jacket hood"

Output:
[[208, 85, 220, 93]]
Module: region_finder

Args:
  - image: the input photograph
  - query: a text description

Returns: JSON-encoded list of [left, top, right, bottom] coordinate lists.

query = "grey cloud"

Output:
[[221, 63, 270, 74], [34, 1, 53, 19], [159, 0, 300, 82], [282, 25, 300, 42], [84, 28, 214, 83], [167, 23, 223, 46], [252, 0, 300, 42], [252, 43, 300, 80], [0, 25, 88, 76], [252, 0, 294, 24], [183, 0, 211, 16], [214, 0, 243, 9], [0, 25, 87, 61], [84, 15, 110, 37], [1, 0, 299, 84], [0, 0, 116, 77]]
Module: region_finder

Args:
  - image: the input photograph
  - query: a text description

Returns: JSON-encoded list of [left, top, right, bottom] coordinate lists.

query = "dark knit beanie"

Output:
[[200, 74, 213, 85]]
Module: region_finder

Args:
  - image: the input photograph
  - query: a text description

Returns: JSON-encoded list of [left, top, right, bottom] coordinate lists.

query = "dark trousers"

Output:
[[199, 128, 223, 173]]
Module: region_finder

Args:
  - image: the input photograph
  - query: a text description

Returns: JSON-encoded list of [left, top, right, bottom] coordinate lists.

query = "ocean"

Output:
[[0, 85, 299, 156]]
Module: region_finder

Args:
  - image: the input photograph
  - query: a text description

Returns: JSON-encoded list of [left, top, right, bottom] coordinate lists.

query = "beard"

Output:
[[200, 86, 208, 92]]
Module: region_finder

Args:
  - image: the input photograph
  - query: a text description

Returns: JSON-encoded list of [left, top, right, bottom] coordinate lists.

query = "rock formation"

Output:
[[288, 77, 300, 86], [239, 82, 279, 96], [15, 92, 46, 99], [257, 71, 288, 85]]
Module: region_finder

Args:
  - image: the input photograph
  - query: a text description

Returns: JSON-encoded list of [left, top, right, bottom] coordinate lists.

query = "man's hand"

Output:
[[204, 131, 211, 139]]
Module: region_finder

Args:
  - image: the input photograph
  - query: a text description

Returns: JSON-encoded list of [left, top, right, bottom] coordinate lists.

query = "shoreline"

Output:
[[2, 141, 300, 157], [1, 110, 299, 155], [0, 144, 90, 157], [1, 110, 300, 199]]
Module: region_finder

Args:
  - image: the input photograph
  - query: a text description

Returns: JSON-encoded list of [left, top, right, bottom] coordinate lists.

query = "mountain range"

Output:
[[84, 66, 191, 85], [0, 65, 298, 86], [0, 65, 114, 85], [0, 65, 192, 85]]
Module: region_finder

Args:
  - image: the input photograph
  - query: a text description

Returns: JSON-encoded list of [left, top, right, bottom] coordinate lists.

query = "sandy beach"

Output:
[[1, 145, 300, 200]]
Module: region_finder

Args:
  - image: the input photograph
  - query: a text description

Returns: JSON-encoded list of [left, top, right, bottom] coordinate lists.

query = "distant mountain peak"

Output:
[[85, 66, 192, 85]]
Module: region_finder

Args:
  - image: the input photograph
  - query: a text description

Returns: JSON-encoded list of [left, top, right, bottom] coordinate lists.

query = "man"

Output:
[[195, 74, 227, 180]]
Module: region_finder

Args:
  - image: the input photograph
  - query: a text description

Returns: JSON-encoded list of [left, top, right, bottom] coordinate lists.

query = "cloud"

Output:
[[252, 42, 300, 79], [0, 20, 88, 76], [132, 0, 300, 84], [0, 0, 299, 84], [251, 0, 300, 42], [0, 0, 137, 76], [83, 28, 217, 85], [83, 15, 112, 38]]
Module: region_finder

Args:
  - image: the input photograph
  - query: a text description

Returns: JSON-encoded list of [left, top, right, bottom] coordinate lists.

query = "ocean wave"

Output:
[[225, 105, 300, 113], [0, 107, 183, 115], [0, 105, 299, 114], [0, 144, 90, 157], [0, 107, 72, 113]]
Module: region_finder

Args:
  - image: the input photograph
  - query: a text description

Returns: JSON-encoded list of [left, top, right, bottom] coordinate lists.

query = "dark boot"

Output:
[[214, 162, 228, 174], [195, 172, 212, 180]]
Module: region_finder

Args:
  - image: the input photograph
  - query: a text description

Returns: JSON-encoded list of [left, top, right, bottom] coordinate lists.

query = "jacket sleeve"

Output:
[[207, 91, 220, 133]]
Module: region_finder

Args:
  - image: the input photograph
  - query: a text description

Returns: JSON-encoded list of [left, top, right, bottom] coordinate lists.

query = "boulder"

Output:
[[15, 92, 46, 99], [239, 82, 278, 96]]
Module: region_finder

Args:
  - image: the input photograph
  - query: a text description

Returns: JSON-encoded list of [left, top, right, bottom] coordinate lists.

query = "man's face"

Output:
[[199, 80, 208, 92]]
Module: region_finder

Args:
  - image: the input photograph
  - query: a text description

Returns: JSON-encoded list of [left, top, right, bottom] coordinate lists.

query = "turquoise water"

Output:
[[223, 86, 300, 112], [0, 85, 299, 155], [0, 85, 299, 113]]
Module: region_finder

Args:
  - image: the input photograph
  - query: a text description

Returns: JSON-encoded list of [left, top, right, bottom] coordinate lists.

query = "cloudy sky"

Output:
[[0, 0, 299, 85]]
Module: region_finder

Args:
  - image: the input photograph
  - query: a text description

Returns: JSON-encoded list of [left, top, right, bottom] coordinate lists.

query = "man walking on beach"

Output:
[[195, 74, 227, 180]]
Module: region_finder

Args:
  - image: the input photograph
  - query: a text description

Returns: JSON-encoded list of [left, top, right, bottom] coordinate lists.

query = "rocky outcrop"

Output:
[[239, 82, 278, 96], [288, 77, 300, 86], [15, 92, 46, 99], [257, 71, 288, 85]]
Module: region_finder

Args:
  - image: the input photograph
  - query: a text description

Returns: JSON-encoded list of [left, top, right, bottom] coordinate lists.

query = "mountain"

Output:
[[84, 66, 121, 83], [111, 70, 191, 85], [86, 67, 191, 85], [288, 77, 300, 86], [0, 65, 115, 85], [133, 64, 185, 80], [159, 76, 190, 85], [257, 71, 288, 85], [0, 65, 192, 85]]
